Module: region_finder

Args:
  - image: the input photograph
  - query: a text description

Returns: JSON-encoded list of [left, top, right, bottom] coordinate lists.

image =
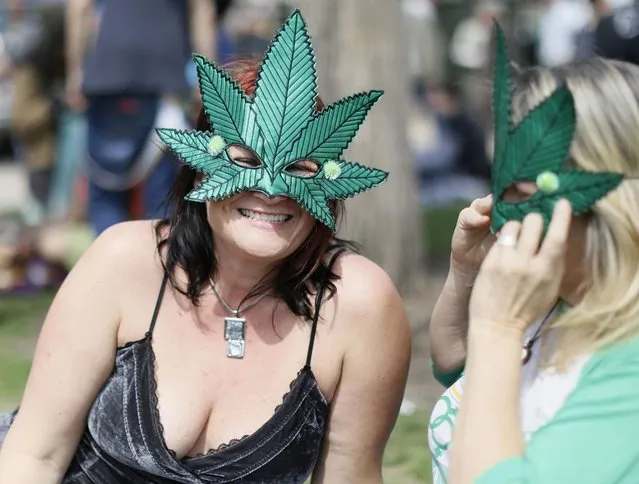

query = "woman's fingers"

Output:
[[517, 213, 544, 255], [459, 195, 493, 230], [540, 200, 572, 261], [458, 210, 490, 230], [473, 194, 493, 216], [494, 220, 521, 252], [469, 204, 570, 332]]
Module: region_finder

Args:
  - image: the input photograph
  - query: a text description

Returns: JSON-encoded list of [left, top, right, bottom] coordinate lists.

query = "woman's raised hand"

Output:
[[450, 195, 496, 286], [469, 200, 572, 333]]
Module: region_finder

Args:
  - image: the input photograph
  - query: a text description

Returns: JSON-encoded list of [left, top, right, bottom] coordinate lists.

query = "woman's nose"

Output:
[[251, 191, 289, 205]]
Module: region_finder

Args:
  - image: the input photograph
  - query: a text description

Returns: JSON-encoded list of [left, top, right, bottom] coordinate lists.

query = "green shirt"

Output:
[[430, 335, 639, 483]]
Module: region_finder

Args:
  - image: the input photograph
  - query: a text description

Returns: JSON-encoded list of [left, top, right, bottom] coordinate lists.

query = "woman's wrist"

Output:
[[469, 318, 524, 339], [465, 320, 523, 386], [428, 270, 473, 375], [447, 261, 478, 293], [468, 319, 524, 359]]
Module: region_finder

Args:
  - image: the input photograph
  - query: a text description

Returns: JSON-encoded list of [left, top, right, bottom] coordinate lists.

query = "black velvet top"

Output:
[[0, 274, 330, 483]]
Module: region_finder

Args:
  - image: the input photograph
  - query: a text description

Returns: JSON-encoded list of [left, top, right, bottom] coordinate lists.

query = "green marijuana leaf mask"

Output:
[[157, 10, 388, 231], [490, 23, 623, 233]]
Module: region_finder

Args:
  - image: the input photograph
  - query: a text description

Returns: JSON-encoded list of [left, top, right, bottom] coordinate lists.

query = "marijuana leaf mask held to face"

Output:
[[489, 23, 623, 234], [157, 10, 388, 231]]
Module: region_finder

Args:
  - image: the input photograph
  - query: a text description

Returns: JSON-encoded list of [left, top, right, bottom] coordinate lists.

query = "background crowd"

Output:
[[0, 0, 636, 294], [0, 0, 637, 481]]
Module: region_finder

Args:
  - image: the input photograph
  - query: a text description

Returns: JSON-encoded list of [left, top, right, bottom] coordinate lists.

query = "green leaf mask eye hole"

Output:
[[227, 143, 263, 169], [284, 159, 320, 178]]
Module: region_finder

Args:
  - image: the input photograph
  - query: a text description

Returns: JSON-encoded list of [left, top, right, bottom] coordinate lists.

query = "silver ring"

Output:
[[497, 234, 518, 247]]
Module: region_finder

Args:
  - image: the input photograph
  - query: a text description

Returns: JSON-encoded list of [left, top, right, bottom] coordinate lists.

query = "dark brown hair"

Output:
[[155, 59, 357, 320]]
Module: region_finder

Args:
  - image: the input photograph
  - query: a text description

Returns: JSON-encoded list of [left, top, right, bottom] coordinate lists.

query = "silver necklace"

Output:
[[210, 278, 270, 359]]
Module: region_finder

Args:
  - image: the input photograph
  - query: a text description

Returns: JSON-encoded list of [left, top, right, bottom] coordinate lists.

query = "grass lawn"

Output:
[[423, 202, 467, 267], [0, 293, 53, 409], [384, 409, 433, 483], [0, 292, 433, 483]]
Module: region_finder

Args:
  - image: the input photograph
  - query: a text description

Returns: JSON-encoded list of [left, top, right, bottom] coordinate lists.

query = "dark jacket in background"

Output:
[[594, 5, 639, 65]]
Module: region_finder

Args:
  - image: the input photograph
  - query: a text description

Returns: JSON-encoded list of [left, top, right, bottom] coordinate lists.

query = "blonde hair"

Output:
[[511, 58, 639, 366]]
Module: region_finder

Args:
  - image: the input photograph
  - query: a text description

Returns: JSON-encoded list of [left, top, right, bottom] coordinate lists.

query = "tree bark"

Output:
[[297, 0, 428, 297]]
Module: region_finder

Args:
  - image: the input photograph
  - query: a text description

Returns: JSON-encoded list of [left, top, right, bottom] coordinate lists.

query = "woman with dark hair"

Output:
[[0, 10, 410, 484]]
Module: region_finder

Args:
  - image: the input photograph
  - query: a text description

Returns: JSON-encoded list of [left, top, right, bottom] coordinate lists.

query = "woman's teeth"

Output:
[[239, 209, 291, 223]]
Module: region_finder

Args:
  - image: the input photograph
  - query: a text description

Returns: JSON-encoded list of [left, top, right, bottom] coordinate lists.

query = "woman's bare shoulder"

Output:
[[56, 220, 166, 334], [0, 221, 165, 464], [81, 220, 163, 278], [331, 252, 405, 326], [318, 254, 410, 452]]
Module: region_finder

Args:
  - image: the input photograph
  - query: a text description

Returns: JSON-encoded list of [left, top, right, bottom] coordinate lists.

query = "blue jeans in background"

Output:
[[85, 94, 182, 235], [88, 150, 179, 235]]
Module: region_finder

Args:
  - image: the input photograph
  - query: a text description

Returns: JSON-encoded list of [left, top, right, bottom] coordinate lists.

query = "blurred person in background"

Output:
[[403, 0, 445, 84], [213, 0, 236, 65], [412, 79, 491, 208], [186, 0, 236, 119], [537, 0, 592, 67], [0, 0, 73, 295], [591, 0, 639, 64], [66, 0, 217, 236], [574, 1, 605, 59], [449, 0, 507, 127], [449, 0, 502, 75], [232, 5, 274, 59], [4, 0, 66, 225], [574, 0, 635, 60]]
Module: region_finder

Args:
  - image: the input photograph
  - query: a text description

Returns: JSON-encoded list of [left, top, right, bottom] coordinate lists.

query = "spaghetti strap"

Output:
[[304, 249, 346, 369], [148, 272, 169, 337], [304, 286, 324, 369]]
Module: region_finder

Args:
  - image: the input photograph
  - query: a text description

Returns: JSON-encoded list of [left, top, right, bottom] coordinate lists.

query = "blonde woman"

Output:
[[428, 48, 639, 484]]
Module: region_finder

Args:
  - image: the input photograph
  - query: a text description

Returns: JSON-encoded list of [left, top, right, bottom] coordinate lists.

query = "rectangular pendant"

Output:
[[224, 317, 246, 359]]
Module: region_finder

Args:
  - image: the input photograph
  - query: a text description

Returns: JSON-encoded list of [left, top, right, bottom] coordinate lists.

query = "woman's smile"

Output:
[[238, 208, 293, 224]]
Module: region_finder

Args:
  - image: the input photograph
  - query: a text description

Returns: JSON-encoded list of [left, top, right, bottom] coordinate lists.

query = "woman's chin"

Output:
[[235, 240, 293, 261]]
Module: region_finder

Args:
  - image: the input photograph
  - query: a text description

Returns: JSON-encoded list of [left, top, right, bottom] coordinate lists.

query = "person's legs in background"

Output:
[[142, 150, 179, 220], [85, 94, 130, 235], [10, 63, 56, 224], [84, 93, 159, 235], [140, 96, 190, 220], [87, 182, 130, 235]]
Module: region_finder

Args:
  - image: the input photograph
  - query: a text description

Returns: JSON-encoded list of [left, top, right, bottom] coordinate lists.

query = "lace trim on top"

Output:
[[145, 334, 317, 461]]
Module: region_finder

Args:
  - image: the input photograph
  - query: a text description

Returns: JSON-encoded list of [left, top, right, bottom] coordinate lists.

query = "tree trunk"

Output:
[[297, 0, 428, 297]]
